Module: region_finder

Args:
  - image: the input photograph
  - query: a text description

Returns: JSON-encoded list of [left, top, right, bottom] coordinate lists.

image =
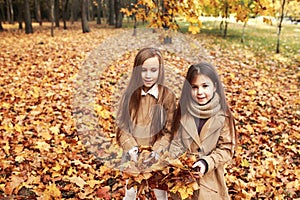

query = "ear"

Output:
[[214, 82, 217, 92]]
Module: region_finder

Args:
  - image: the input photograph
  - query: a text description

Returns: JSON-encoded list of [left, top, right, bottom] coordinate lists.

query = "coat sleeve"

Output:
[[117, 128, 138, 152], [168, 129, 186, 158], [200, 117, 235, 174], [152, 90, 176, 154]]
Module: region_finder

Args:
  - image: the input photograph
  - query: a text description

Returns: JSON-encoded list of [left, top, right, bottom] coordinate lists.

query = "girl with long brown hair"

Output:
[[116, 47, 176, 199], [169, 62, 236, 199]]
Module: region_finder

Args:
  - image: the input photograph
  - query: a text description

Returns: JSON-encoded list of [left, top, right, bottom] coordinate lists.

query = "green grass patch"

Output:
[[202, 20, 298, 57], [184, 19, 299, 59], [124, 17, 299, 60]]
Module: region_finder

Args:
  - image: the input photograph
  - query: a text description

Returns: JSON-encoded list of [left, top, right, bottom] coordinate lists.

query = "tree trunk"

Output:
[[88, 0, 92, 21], [24, 0, 33, 34], [70, 0, 74, 23], [7, 0, 14, 24], [0, 20, 4, 31], [17, 2, 23, 29], [96, 0, 102, 24], [102, 0, 107, 23], [55, 0, 60, 27], [51, 0, 55, 36], [35, 0, 42, 25], [241, 21, 247, 43], [114, 0, 123, 28], [81, 0, 91, 33], [63, 0, 69, 29], [108, 0, 114, 25], [133, 15, 137, 36], [223, 2, 229, 38], [276, 0, 286, 54], [163, 0, 172, 44], [219, 20, 223, 33]]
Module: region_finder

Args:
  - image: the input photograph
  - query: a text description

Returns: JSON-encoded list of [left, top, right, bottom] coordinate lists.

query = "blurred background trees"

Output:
[[0, 0, 299, 33], [0, 0, 299, 51]]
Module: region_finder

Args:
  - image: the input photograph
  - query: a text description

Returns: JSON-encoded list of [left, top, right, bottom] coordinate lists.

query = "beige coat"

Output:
[[169, 111, 235, 200], [118, 85, 176, 154]]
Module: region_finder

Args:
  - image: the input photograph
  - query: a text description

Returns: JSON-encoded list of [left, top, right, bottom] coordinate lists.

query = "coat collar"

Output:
[[141, 84, 159, 99]]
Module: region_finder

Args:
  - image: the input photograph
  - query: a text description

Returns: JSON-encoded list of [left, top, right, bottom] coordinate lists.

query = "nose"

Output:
[[145, 70, 151, 78], [197, 87, 204, 94]]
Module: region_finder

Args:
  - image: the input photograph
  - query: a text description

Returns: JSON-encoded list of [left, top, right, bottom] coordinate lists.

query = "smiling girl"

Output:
[[116, 47, 176, 200], [169, 62, 236, 200]]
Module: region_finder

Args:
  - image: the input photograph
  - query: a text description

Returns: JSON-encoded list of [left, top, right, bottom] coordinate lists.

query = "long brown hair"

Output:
[[173, 62, 236, 144], [116, 47, 165, 142]]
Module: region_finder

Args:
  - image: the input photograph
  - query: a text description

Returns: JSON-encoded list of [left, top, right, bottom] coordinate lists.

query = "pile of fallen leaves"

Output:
[[0, 22, 299, 199], [119, 147, 203, 199]]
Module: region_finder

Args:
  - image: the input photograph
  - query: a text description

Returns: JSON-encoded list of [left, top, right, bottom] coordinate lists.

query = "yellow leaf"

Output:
[[14, 124, 23, 133], [67, 176, 87, 189], [256, 183, 266, 192], [3, 141, 10, 155], [52, 163, 62, 171], [44, 182, 61, 199], [178, 186, 193, 199], [35, 141, 51, 152], [15, 155, 25, 163], [101, 109, 111, 119], [29, 86, 40, 98], [5, 175, 25, 195], [190, 181, 200, 190], [246, 124, 254, 133], [52, 172, 61, 178], [2, 102, 11, 109], [87, 180, 101, 188], [61, 140, 68, 149], [188, 25, 200, 34], [168, 158, 184, 169], [286, 179, 299, 190], [241, 159, 250, 167], [67, 166, 76, 176], [50, 125, 60, 135], [247, 89, 257, 95], [14, 145, 24, 154], [41, 130, 52, 140], [94, 104, 103, 114]]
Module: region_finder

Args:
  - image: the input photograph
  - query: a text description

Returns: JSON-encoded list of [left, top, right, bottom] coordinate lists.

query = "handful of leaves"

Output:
[[121, 146, 202, 199]]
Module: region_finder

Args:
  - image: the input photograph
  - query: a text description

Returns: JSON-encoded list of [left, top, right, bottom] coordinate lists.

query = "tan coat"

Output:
[[169, 111, 235, 200], [118, 85, 176, 153]]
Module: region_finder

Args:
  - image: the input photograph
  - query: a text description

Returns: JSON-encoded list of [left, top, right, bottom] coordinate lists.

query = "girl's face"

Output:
[[190, 74, 216, 105], [141, 56, 160, 88]]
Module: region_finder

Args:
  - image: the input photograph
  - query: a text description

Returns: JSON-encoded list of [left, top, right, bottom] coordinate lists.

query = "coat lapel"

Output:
[[180, 114, 202, 148], [199, 113, 224, 142], [180, 112, 225, 152]]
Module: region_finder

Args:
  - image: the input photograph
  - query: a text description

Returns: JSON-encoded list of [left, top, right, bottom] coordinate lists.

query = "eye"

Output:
[[203, 84, 209, 88], [151, 68, 158, 72], [191, 85, 198, 89], [142, 68, 147, 72]]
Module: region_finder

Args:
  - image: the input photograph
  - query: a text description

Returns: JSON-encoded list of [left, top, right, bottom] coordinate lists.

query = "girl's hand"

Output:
[[128, 146, 139, 162], [151, 151, 160, 160], [143, 151, 159, 163], [192, 160, 206, 175]]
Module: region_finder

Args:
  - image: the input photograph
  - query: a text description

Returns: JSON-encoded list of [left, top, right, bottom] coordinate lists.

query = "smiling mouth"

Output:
[[197, 97, 206, 101]]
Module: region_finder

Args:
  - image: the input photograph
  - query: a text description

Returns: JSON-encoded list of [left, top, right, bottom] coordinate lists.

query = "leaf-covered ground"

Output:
[[0, 22, 299, 199]]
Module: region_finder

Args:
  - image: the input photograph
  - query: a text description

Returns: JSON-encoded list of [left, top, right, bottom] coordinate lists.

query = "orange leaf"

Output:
[[96, 186, 111, 199]]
